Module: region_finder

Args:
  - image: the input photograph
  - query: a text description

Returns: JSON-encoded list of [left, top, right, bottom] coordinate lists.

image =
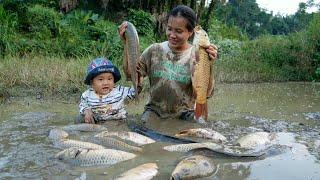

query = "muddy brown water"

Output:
[[0, 82, 319, 179]]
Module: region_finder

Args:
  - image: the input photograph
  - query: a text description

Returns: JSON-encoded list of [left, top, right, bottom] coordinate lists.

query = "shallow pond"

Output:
[[0, 82, 319, 179]]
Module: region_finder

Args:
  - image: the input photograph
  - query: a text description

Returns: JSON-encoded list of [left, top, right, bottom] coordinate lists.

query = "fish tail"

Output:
[[194, 102, 208, 122]]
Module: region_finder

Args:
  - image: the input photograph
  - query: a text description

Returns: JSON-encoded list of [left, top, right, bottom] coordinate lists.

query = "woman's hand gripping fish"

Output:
[[192, 26, 214, 123]]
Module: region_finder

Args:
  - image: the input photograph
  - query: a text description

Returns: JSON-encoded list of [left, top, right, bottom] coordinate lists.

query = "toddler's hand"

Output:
[[84, 109, 94, 124]]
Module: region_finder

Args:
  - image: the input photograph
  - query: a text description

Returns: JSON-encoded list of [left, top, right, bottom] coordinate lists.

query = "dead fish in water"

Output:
[[53, 139, 105, 150], [163, 142, 222, 152], [175, 128, 227, 143], [55, 147, 136, 167], [164, 142, 264, 158], [62, 123, 107, 132], [170, 155, 216, 180], [48, 128, 69, 140], [95, 131, 155, 146], [124, 21, 140, 99], [191, 26, 214, 123], [115, 163, 158, 180], [236, 132, 277, 149], [90, 136, 142, 152]]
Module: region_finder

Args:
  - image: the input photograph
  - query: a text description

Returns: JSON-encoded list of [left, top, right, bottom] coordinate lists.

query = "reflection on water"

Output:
[[0, 82, 319, 179]]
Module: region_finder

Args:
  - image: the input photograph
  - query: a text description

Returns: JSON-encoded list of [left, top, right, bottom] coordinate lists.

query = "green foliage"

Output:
[[207, 18, 247, 41], [127, 9, 155, 36], [306, 13, 320, 81], [25, 4, 61, 38], [0, 5, 18, 56]]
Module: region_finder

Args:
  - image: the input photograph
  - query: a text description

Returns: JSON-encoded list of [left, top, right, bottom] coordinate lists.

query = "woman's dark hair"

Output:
[[167, 5, 197, 32]]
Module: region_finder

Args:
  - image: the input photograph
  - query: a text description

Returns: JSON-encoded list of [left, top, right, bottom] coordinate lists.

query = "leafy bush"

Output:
[[25, 4, 61, 38], [207, 18, 247, 41], [127, 8, 155, 36], [0, 5, 18, 56], [307, 13, 320, 81]]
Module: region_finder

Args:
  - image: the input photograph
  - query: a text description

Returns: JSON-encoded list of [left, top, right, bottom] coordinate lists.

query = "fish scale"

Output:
[[53, 139, 105, 150], [95, 131, 156, 146], [91, 136, 143, 152], [55, 147, 136, 167], [192, 26, 213, 123]]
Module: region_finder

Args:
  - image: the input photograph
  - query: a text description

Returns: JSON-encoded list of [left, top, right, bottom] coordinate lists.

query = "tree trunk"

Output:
[[203, 0, 217, 31], [197, 0, 206, 23]]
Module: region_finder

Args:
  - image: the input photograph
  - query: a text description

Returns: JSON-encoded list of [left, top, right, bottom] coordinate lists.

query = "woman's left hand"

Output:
[[206, 44, 218, 61]]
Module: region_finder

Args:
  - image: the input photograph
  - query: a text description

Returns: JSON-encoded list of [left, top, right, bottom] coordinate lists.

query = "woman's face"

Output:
[[92, 72, 115, 96], [166, 16, 193, 52]]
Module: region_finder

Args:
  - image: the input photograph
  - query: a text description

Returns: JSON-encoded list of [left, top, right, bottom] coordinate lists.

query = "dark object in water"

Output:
[[127, 121, 197, 144]]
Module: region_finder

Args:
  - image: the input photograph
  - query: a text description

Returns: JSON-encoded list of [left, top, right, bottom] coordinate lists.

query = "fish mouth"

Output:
[[170, 174, 181, 180]]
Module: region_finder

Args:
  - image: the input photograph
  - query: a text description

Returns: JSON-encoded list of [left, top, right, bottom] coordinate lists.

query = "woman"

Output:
[[118, 5, 218, 123]]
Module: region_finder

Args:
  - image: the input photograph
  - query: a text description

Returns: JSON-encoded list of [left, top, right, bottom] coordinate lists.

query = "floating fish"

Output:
[[175, 128, 227, 143], [163, 142, 222, 152], [53, 139, 105, 150], [236, 132, 277, 149], [170, 155, 216, 180], [124, 21, 140, 99], [164, 142, 265, 158], [62, 123, 107, 132], [55, 147, 136, 167], [95, 131, 155, 146], [90, 136, 142, 152], [48, 128, 69, 140], [191, 25, 214, 123], [115, 163, 158, 180]]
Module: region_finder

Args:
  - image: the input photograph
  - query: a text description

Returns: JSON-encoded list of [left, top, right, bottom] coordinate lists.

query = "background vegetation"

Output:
[[0, 0, 319, 100]]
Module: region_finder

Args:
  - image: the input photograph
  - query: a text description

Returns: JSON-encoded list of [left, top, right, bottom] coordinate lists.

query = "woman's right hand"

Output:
[[118, 21, 128, 42]]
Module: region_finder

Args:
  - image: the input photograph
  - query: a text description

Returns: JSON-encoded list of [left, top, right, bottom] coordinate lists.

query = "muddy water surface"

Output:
[[0, 82, 319, 179]]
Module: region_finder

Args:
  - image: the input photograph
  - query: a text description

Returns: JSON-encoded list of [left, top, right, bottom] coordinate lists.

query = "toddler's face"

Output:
[[92, 72, 115, 96]]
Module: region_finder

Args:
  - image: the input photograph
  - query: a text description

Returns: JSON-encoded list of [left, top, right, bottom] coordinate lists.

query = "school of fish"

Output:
[[49, 122, 284, 179]]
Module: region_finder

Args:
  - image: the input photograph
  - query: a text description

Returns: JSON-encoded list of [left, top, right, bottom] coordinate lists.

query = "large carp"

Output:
[[115, 163, 158, 180], [53, 139, 105, 150], [124, 21, 140, 99], [175, 128, 227, 143], [62, 123, 107, 132], [95, 131, 155, 146], [55, 147, 136, 167], [90, 136, 143, 152], [191, 26, 214, 123], [170, 155, 216, 180]]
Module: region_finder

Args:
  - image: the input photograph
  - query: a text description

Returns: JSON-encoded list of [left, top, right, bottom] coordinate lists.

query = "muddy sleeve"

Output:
[[139, 44, 156, 78], [137, 44, 156, 91], [119, 86, 135, 100], [79, 92, 90, 114]]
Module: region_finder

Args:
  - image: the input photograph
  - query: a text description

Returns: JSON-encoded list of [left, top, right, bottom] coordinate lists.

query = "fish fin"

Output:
[[194, 102, 208, 122], [206, 63, 215, 97]]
